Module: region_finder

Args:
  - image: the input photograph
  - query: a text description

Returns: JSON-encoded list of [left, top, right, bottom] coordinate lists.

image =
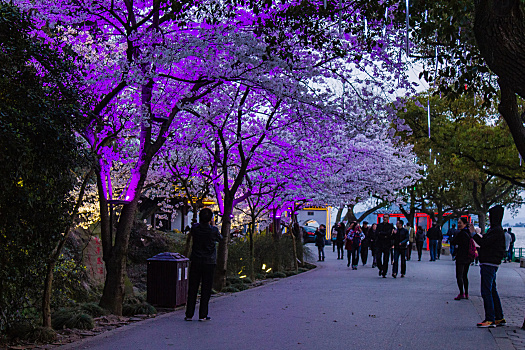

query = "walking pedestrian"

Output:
[[376, 214, 394, 278], [369, 223, 378, 268], [427, 221, 441, 262], [347, 224, 365, 269], [472, 205, 507, 328], [392, 220, 409, 278], [508, 228, 516, 263], [336, 222, 346, 259], [344, 222, 356, 266], [450, 217, 473, 300], [406, 223, 415, 261], [315, 224, 326, 261], [185, 208, 222, 322], [361, 221, 371, 265], [416, 226, 425, 261]]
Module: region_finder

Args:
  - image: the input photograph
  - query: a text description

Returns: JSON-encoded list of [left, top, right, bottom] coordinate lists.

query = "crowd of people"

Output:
[[315, 205, 511, 328]]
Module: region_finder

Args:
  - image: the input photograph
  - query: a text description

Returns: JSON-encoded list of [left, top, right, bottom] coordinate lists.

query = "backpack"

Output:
[[468, 237, 477, 261], [352, 232, 362, 247]]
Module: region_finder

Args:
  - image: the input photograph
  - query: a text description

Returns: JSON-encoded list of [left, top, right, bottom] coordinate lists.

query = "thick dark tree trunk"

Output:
[[99, 199, 140, 315], [213, 202, 232, 291], [272, 215, 282, 272], [249, 220, 255, 281], [474, 0, 525, 159]]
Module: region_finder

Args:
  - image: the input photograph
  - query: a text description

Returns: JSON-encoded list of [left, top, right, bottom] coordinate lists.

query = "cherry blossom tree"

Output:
[[16, 0, 416, 311]]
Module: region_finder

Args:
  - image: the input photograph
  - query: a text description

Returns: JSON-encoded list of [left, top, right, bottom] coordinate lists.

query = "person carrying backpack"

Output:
[[450, 217, 474, 300]]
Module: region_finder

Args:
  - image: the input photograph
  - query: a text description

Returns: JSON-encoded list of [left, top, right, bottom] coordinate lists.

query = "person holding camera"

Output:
[[472, 205, 507, 328], [185, 208, 222, 322]]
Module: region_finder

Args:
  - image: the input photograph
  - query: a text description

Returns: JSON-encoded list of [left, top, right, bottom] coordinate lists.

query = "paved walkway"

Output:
[[62, 247, 525, 350]]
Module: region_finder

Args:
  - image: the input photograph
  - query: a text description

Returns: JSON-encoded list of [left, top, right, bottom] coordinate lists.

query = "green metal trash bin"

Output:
[[147, 252, 189, 308]]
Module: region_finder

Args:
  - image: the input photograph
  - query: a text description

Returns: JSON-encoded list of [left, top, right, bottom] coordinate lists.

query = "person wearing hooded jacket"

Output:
[[185, 208, 223, 322], [472, 205, 507, 328]]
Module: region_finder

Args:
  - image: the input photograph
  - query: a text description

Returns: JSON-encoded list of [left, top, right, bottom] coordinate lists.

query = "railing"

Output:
[[512, 247, 525, 261]]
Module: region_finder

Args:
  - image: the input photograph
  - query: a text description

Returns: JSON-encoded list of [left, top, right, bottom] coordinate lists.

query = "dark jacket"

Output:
[[336, 226, 345, 242], [415, 229, 426, 242], [473, 206, 506, 265], [190, 223, 222, 264], [393, 227, 409, 249], [450, 227, 472, 264], [376, 222, 394, 248], [426, 225, 442, 240], [315, 228, 326, 247]]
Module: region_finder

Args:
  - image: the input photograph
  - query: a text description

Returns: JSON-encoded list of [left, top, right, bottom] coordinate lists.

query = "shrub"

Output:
[[26, 326, 57, 343], [241, 277, 252, 284], [221, 286, 240, 293], [79, 302, 108, 317], [284, 270, 297, 277], [122, 302, 156, 316], [51, 309, 94, 330], [254, 273, 266, 280], [267, 272, 286, 278], [230, 283, 248, 291]]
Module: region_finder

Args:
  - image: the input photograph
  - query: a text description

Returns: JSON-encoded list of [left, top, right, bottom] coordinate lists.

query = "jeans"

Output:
[[351, 246, 360, 267], [450, 245, 456, 258], [317, 246, 325, 261], [455, 262, 470, 295], [336, 241, 344, 259], [186, 262, 216, 319], [361, 243, 369, 265], [480, 265, 504, 322], [437, 241, 442, 259], [332, 239, 336, 252], [416, 241, 424, 260], [406, 242, 413, 260], [377, 245, 390, 276], [393, 248, 407, 275], [508, 245, 514, 261], [429, 240, 438, 261]]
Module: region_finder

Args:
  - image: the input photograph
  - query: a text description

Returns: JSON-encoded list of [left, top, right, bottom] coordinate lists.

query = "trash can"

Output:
[[147, 252, 189, 308]]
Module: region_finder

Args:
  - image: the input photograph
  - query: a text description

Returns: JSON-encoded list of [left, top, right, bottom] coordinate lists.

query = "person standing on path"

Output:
[[415, 226, 426, 261], [427, 222, 442, 262], [185, 208, 222, 322], [331, 224, 338, 253], [406, 223, 415, 261], [360, 221, 371, 265], [508, 228, 516, 263], [472, 205, 507, 328], [336, 222, 346, 260], [504, 229, 511, 263], [315, 225, 326, 261], [450, 217, 473, 301], [369, 223, 378, 268], [376, 214, 394, 278], [392, 220, 409, 278]]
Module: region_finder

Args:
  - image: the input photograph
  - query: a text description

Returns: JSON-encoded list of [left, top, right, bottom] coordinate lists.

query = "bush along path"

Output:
[[0, 265, 316, 349]]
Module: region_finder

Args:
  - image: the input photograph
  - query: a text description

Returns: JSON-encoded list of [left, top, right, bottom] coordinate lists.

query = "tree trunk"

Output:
[[42, 260, 55, 328], [478, 212, 487, 234], [474, 0, 525, 159], [335, 207, 344, 223], [99, 199, 139, 315], [42, 168, 94, 327], [249, 220, 255, 281], [213, 203, 232, 291], [290, 225, 298, 272], [272, 214, 282, 272]]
